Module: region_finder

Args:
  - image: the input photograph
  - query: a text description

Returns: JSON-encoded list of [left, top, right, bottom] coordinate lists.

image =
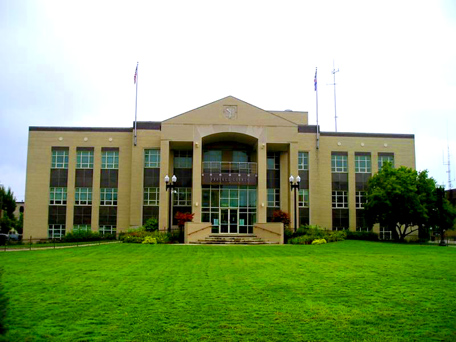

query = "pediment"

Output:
[[163, 96, 297, 127]]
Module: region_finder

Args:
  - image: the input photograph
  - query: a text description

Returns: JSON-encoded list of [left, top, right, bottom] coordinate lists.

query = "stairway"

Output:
[[195, 234, 272, 245]]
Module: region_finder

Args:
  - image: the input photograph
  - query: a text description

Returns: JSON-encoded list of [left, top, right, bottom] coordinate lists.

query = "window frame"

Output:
[[101, 151, 119, 169], [76, 150, 94, 169], [173, 187, 192, 206], [51, 150, 69, 169], [100, 188, 118, 206], [49, 187, 67, 205], [332, 190, 348, 208], [355, 155, 371, 173], [298, 189, 309, 208], [331, 154, 348, 173], [298, 152, 309, 171], [75, 187, 92, 206], [145, 149, 161, 168], [144, 187, 160, 206]]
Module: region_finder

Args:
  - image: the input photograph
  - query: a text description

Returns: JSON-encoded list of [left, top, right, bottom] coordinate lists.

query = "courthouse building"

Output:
[[24, 96, 415, 243]]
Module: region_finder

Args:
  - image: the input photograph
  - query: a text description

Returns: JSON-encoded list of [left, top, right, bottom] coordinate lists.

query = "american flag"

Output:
[[134, 64, 138, 84], [314, 68, 317, 91]]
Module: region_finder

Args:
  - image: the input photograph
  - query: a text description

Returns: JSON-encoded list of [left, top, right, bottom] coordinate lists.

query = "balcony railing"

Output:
[[202, 162, 257, 174], [202, 162, 257, 186]]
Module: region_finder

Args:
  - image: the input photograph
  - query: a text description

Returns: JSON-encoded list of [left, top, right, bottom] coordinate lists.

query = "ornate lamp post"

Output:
[[289, 175, 301, 232], [165, 175, 177, 233]]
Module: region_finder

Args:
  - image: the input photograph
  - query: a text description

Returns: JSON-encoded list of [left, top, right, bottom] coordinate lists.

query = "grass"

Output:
[[0, 241, 455, 341]]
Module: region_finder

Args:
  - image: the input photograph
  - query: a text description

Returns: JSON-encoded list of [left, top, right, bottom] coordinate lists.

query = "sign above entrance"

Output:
[[202, 173, 257, 186]]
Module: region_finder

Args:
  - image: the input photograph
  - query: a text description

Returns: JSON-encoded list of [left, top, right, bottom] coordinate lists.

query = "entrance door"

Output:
[[220, 208, 238, 234]]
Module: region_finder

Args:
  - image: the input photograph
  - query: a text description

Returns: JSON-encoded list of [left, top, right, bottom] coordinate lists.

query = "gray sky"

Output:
[[1, 0, 456, 201]]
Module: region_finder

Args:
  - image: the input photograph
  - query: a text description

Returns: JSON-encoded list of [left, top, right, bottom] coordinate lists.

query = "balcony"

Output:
[[202, 162, 257, 186]]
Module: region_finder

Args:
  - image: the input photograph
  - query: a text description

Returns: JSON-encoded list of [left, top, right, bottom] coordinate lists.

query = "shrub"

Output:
[[175, 212, 194, 229], [272, 210, 290, 228], [144, 218, 159, 232], [288, 226, 346, 244], [63, 230, 101, 242], [119, 229, 170, 244], [312, 238, 327, 245], [142, 236, 157, 244], [346, 231, 378, 241]]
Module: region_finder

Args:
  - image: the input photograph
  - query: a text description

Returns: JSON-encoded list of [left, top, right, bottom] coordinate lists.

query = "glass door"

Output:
[[220, 209, 229, 233], [229, 209, 238, 233], [220, 208, 238, 234]]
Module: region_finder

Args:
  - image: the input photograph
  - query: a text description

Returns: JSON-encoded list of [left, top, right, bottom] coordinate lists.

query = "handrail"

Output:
[[187, 224, 212, 236], [202, 161, 257, 174], [253, 225, 282, 236]]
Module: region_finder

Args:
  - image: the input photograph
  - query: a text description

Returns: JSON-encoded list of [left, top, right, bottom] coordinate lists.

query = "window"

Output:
[[100, 188, 118, 206], [102, 151, 119, 169], [48, 224, 65, 238], [203, 150, 222, 162], [76, 150, 94, 169], [267, 188, 280, 207], [378, 154, 394, 169], [75, 188, 92, 205], [267, 152, 280, 170], [233, 151, 248, 163], [331, 154, 348, 173], [73, 225, 91, 232], [174, 188, 192, 206], [298, 189, 309, 207], [144, 187, 159, 206], [298, 152, 309, 170], [355, 155, 371, 173], [49, 187, 67, 205], [332, 191, 348, 208], [356, 191, 366, 209], [99, 225, 116, 235], [174, 150, 192, 168], [51, 149, 68, 169], [145, 149, 160, 168]]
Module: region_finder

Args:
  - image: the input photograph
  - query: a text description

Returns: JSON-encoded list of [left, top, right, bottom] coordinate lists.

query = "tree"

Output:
[[0, 186, 17, 234], [364, 163, 448, 242]]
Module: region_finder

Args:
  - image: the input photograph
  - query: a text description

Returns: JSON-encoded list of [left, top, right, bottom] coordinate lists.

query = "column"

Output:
[[192, 139, 202, 222]]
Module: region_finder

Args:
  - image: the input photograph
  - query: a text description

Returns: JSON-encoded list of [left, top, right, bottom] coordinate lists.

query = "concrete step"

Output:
[[194, 234, 272, 245]]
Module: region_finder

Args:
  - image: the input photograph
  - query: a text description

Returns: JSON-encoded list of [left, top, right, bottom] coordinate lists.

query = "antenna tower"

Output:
[[444, 143, 452, 190], [331, 61, 339, 132]]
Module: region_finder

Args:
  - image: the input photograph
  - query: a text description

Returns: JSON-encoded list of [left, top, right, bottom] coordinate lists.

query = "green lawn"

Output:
[[1, 241, 455, 341]]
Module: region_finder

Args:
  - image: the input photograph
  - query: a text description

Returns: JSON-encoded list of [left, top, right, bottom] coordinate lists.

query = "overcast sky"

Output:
[[1, 0, 456, 201]]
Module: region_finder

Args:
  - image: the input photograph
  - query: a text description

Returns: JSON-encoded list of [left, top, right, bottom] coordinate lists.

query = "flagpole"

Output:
[[134, 62, 138, 146], [316, 68, 319, 149]]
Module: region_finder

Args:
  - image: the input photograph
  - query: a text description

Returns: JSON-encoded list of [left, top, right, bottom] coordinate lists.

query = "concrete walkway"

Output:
[[0, 241, 121, 252]]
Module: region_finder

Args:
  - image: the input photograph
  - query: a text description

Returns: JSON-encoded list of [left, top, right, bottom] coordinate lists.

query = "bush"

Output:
[[312, 239, 327, 245], [144, 218, 158, 232], [288, 226, 346, 244], [142, 236, 157, 244], [346, 231, 378, 241], [62, 230, 116, 242], [119, 229, 170, 244], [272, 210, 290, 228]]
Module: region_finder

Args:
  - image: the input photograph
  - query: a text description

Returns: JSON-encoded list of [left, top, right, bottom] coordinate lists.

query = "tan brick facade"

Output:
[[24, 96, 415, 239]]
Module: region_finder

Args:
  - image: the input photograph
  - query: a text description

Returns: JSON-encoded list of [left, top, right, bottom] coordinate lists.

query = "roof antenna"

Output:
[[443, 127, 452, 189], [330, 60, 339, 132]]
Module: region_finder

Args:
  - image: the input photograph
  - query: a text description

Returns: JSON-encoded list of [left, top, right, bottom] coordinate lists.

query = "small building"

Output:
[[23, 96, 415, 242]]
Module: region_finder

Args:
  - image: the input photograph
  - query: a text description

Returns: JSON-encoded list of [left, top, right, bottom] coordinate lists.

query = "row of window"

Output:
[[332, 153, 394, 173], [52, 150, 120, 169], [50, 186, 192, 207], [50, 187, 118, 206], [52, 149, 162, 169]]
